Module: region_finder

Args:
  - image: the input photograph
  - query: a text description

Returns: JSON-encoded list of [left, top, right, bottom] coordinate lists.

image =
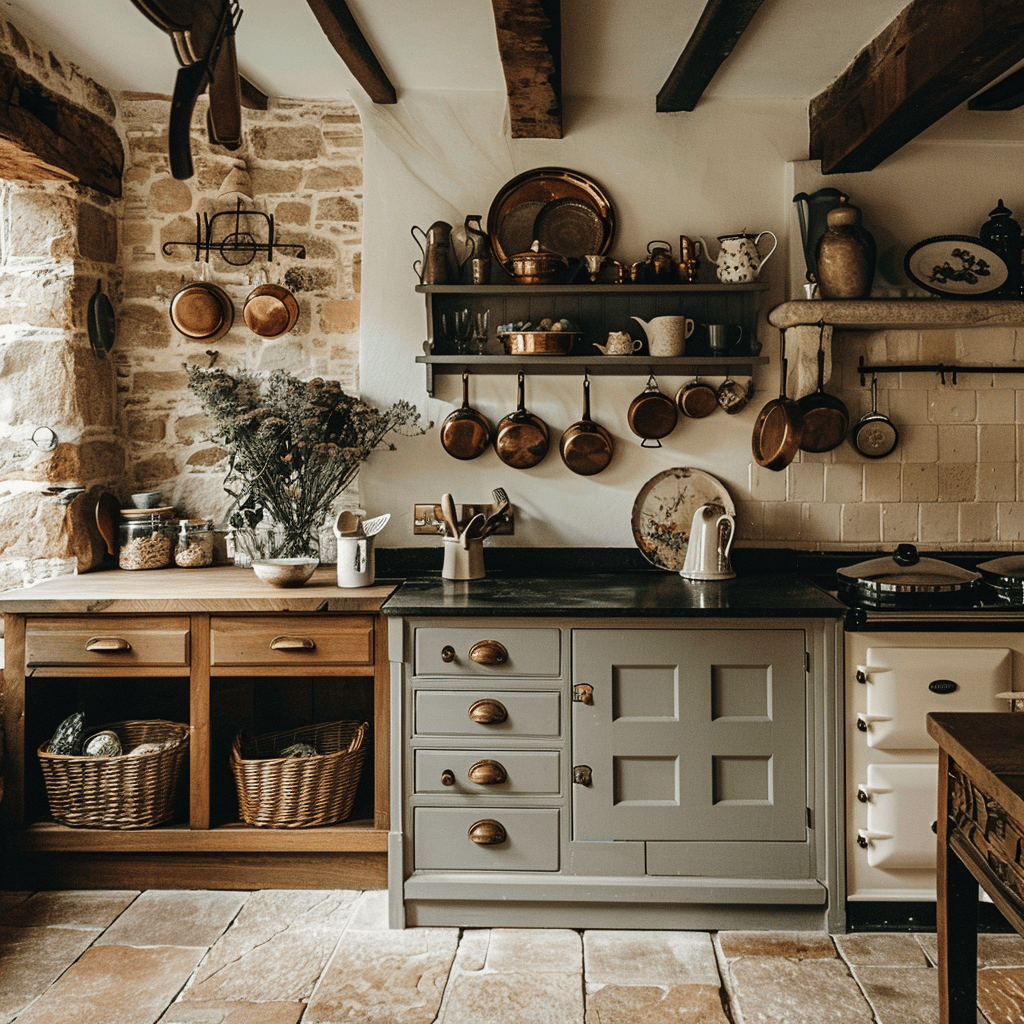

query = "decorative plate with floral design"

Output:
[[904, 235, 1009, 296], [631, 467, 734, 571]]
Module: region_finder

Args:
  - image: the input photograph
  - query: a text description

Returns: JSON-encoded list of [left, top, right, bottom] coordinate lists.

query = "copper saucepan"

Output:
[[627, 375, 678, 448], [494, 372, 549, 469], [560, 375, 613, 476], [751, 334, 804, 471], [798, 327, 849, 453], [439, 371, 492, 460]]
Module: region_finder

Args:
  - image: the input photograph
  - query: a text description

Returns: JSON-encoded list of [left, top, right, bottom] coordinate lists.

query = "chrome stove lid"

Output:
[[837, 543, 981, 597]]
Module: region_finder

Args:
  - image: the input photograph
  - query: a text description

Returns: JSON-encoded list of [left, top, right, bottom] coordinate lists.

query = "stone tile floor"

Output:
[[3, 889, 1024, 1023]]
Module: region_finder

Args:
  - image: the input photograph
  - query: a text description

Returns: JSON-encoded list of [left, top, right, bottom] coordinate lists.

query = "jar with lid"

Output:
[[119, 513, 176, 570], [175, 518, 214, 567]]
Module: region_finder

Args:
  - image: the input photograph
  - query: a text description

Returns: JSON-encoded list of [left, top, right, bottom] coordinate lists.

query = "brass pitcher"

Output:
[[412, 220, 460, 284]]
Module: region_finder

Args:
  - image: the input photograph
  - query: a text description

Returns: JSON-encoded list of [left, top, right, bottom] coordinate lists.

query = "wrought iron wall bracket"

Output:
[[161, 199, 306, 264], [858, 355, 1024, 386]]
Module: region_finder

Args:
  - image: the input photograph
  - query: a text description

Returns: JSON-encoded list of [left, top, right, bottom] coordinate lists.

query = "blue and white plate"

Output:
[[904, 235, 1009, 297]]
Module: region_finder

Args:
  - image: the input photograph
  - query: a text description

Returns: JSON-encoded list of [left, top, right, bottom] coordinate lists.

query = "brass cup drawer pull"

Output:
[[468, 819, 507, 845], [468, 759, 507, 785], [269, 635, 317, 652], [85, 636, 133, 653], [469, 639, 508, 665], [468, 698, 508, 724]]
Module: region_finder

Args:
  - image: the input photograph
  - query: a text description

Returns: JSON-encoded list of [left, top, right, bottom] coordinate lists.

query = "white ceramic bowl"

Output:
[[252, 558, 319, 588], [131, 490, 164, 509]]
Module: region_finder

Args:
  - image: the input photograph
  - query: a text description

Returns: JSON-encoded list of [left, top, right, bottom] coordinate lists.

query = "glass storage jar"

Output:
[[118, 513, 176, 570], [175, 518, 214, 567]]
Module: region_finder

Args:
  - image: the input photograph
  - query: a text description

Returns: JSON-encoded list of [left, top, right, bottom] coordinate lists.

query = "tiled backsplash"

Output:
[[739, 325, 1024, 552]]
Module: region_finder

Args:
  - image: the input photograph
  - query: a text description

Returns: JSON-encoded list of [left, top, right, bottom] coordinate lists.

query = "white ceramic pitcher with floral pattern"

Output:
[[705, 231, 778, 283]]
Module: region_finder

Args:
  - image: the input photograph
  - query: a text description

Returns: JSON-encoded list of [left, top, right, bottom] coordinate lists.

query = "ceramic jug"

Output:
[[793, 187, 846, 283], [631, 315, 694, 357], [411, 220, 461, 285], [678, 503, 736, 581], [705, 231, 778, 283]]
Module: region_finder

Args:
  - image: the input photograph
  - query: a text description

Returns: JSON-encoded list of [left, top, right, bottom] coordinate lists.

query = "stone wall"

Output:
[[116, 93, 364, 525], [0, 19, 121, 592]]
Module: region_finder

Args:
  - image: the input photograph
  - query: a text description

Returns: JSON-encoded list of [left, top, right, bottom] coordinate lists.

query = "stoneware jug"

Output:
[[707, 231, 778, 283], [678, 503, 736, 581], [631, 315, 695, 357]]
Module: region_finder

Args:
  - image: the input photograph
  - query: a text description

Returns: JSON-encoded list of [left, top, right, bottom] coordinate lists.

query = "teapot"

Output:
[[593, 331, 641, 355], [411, 220, 464, 285], [678, 502, 735, 581], [630, 240, 676, 284], [703, 231, 778, 284], [631, 315, 694, 357]]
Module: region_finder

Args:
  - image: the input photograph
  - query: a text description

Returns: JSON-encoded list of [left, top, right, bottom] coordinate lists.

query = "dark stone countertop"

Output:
[[380, 570, 845, 618]]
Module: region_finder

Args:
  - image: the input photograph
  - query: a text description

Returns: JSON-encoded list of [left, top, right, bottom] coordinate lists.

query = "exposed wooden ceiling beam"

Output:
[[0, 53, 123, 197], [656, 0, 767, 113], [491, 0, 562, 139], [810, 0, 1024, 174], [968, 65, 1024, 111], [303, 0, 396, 104]]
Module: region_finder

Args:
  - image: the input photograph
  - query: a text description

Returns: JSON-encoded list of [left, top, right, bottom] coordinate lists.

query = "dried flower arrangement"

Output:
[[186, 366, 424, 558]]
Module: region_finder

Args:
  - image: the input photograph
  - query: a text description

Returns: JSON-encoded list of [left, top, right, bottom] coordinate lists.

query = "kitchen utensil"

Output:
[[678, 502, 736, 581], [169, 280, 234, 340], [334, 526, 376, 587], [706, 231, 778, 283], [793, 187, 846, 282], [627, 375, 678, 448], [717, 378, 753, 415], [242, 282, 299, 338], [500, 331, 578, 355], [94, 490, 120, 557], [411, 220, 462, 284], [837, 544, 981, 608], [851, 373, 898, 459], [361, 513, 390, 537], [675, 377, 717, 419], [631, 467, 734, 572], [502, 243, 570, 285], [494, 372, 549, 469], [441, 492, 459, 538], [442, 535, 484, 580], [459, 513, 485, 548], [335, 509, 361, 535], [798, 326, 850, 453], [631, 315, 694, 357], [560, 375, 613, 476], [439, 372, 492, 460], [904, 234, 1009, 296], [88, 280, 115, 359], [486, 167, 615, 267], [751, 332, 804, 471], [479, 488, 511, 538], [707, 323, 742, 354]]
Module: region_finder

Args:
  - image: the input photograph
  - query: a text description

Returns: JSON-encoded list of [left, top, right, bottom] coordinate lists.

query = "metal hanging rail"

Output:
[[857, 355, 1024, 386]]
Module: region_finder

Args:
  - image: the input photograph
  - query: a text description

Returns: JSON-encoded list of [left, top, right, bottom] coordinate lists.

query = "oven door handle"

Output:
[[856, 828, 892, 849], [856, 783, 892, 803], [856, 713, 891, 732]]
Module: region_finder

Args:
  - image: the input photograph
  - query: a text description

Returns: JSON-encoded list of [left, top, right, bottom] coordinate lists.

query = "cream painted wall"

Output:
[[354, 88, 1024, 554]]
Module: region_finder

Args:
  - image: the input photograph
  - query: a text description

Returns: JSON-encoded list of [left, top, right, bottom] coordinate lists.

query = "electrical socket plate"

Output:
[[413, 503, 514, 535]]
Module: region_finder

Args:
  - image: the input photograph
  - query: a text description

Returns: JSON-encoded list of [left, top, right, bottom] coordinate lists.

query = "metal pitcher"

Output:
[[412, 220, 460, 284]]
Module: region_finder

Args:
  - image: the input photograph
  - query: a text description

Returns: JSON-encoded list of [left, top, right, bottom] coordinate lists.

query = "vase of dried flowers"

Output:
[[187, 367, 423, 560]]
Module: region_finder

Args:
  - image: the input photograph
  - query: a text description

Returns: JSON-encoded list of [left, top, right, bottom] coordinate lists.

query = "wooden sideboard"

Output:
[[0, 567, 397, 891]]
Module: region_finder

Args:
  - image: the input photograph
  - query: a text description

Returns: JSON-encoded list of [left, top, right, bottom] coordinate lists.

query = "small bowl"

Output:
[[131, 490, 164, 509], [500, 331, 579, 355], [252, 558, 319, 588]]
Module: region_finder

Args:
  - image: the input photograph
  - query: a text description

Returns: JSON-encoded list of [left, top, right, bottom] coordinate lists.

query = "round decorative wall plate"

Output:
[[904, 235, 1009, 296]]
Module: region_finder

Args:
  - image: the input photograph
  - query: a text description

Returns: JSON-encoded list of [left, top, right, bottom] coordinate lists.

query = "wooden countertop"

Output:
[[0, 565, 400, 614]]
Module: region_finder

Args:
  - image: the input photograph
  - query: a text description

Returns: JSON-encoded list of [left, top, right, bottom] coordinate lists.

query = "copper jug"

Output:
[[412, 220, 460, 285]]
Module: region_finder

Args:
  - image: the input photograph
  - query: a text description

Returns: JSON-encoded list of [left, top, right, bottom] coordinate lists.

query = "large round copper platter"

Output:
[[487, 168, 615, 266]]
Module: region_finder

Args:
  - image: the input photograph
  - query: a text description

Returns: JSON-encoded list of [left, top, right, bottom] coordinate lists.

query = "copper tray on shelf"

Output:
[[487, 167, 615, 266]]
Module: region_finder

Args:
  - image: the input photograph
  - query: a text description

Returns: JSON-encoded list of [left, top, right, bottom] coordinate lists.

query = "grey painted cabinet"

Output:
[[389, 616, 843, 932]]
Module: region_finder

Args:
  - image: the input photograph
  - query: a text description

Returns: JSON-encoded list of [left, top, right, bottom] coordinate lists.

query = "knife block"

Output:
[[442, 536, 484, 580]]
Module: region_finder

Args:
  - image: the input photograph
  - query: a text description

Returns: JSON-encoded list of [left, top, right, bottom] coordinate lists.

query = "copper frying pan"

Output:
[[439, 372, 492, 460], [495, 372, 549, 469], [560, 375, 613, 476], [751, 333, 804, 471]]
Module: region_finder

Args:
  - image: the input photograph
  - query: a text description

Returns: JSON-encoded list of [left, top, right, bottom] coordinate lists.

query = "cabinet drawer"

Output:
[[210, 615, 373, 667], [414, 690, 561, 738], [25, 617, 190, 667], [414, 749, 561, 796], [413, 807, 559, 871], [415, 627, 560, 676]]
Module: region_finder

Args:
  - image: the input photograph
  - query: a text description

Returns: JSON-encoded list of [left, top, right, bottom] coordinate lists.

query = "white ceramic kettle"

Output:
[[701, 231, 778, 284], [679, 503, 736, 581]]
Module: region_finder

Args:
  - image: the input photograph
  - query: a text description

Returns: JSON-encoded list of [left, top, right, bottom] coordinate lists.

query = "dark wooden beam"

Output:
[[656, 0, 767, 112], [0, 54, 123, 197], [239, 74, 268, 111], [303, 0, 396, 104], [810, 0, 1024, 174], [968, 66, 1024, 110], [491, 0, 562, 139]]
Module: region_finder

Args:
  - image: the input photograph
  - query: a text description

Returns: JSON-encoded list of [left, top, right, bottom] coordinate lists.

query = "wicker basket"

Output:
[[38, 720, 189, 830], [230, 720, 368, 828]]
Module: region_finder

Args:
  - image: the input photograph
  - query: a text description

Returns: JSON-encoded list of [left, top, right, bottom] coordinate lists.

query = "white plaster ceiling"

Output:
[[1, 0, 913, 105]]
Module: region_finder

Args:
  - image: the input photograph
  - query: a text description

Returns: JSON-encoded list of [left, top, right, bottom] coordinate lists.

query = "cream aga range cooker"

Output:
[[827, 545, 1024, 930]]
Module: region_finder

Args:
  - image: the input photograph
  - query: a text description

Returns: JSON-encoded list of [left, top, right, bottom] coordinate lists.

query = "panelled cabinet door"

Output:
[[571, 629, 807, 842]]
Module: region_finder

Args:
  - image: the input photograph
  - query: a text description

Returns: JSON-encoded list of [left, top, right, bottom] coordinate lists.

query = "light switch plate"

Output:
[[413, 503, 514, 535]]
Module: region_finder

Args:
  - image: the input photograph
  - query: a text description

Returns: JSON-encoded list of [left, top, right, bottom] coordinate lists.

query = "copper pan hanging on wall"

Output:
[[243, 282, 299, 338]]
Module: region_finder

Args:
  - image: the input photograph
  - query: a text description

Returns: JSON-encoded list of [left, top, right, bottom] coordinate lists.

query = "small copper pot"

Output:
[[503, 248, 569, 285]]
